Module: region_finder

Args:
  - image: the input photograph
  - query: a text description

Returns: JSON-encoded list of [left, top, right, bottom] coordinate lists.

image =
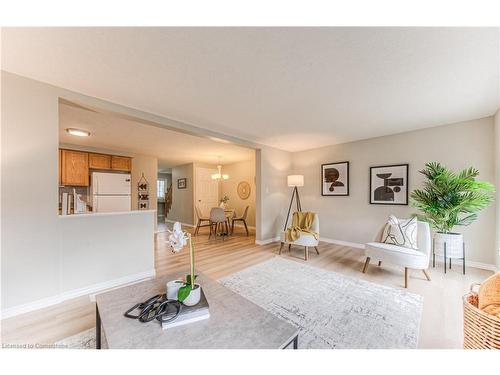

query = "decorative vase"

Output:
[[166, 280, 183, 300], [182, 284, 201, 306], [433, 232, 464, 258]]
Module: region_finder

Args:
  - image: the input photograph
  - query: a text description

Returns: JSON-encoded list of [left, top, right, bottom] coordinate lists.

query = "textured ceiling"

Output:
[[4, 27, 499, 151], [59, 102, 254, 171]]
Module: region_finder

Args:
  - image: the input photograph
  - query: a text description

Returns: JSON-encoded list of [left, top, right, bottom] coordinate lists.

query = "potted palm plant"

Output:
[[411, 162, 494, 261]]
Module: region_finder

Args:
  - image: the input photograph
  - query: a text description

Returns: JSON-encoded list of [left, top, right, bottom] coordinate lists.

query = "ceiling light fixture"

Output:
[[211, 165, 229, 180], [66, 128, 91, 137], [211, 157, 229, 180]]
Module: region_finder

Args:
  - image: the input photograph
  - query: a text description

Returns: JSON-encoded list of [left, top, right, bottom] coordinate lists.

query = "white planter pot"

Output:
[[433, 232, 463, 258], [166, 280, 183, 300], [182, 284, 201, 306]]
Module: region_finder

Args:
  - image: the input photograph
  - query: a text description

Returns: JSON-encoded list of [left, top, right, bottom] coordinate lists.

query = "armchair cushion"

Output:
[[280, 231, 319, 247], [381, 215, 418, 249], [365, 242, 427, 268], [281, 213, 319, 247]]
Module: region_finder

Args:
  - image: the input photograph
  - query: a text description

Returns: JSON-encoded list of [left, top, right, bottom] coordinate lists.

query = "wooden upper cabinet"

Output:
[[89, 153, 112, 170], [61, 149, 89, 186], [111, 156, 132, 172], [58, 149, 62, 185]]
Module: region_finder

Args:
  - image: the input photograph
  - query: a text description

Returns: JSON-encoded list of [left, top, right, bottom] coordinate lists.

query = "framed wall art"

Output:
[[321, 161, 349, 196], [370, 164, 409, 205], [177, 178, 187, 189], [237, 181, 251, 200]]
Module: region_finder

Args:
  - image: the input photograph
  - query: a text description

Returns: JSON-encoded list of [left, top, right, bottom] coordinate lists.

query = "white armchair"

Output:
[[279, 213, 320, 261], [363, 221, 432, 288]]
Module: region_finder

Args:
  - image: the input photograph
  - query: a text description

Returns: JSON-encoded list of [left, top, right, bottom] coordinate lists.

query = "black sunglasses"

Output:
[[124, 294, 182, 324]]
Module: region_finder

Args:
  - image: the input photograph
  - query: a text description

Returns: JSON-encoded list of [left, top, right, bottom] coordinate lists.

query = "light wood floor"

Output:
[[1, 225, 493, 348]]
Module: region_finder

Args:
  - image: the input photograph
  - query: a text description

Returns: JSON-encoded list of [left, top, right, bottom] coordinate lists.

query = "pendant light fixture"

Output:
[[211, 164, 229, 180], [211, 157, 229, 180]]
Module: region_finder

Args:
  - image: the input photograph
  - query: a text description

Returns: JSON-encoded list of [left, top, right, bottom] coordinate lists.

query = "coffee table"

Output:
[[95, 272, 299, 349]]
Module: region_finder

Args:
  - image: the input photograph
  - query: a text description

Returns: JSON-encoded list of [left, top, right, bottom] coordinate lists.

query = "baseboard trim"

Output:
[[258, 235, 496, 272], [319, 237, 365, 250], [1, 269, 156, 320], [434, 259, 497, 272], [165, 219, 195, 228], [255, 237, 280, 245]]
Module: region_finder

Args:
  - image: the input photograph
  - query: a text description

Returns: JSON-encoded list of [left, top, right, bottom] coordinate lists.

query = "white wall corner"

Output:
[[1, 269, 155, 320]]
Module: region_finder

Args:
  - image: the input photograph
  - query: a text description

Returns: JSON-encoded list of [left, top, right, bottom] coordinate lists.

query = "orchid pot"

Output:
[[166, 222, 201, 306], [182, 283, 201, 306]]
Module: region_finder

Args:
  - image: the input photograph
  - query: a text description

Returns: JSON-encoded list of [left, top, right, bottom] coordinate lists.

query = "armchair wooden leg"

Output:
[[279, 242, 284, 255], [243, 220, 249, 236], [362, 257, 370, 273], [378, 261, 382, 266], [314, 246, 320, 255], [304, 246, 308, 261], [422, 269, 431, 281], [404, 267, 409, 288]]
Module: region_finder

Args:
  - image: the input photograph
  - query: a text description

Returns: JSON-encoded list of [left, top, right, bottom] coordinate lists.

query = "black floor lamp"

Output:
[[283, 175, 304, 230]]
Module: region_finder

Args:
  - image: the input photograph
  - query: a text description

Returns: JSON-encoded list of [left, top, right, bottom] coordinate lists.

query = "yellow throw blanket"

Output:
[[285, 211, 318, 242]]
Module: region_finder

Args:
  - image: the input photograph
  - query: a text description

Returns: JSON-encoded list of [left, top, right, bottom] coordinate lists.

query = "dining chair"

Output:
[[194, 205, 211, 235], [231, 206, 250, 236], [209, 207, 229, 240]]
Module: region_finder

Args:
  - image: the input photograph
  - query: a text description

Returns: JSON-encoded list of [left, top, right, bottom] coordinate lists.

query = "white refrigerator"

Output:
[[91, 172, 132, 213]]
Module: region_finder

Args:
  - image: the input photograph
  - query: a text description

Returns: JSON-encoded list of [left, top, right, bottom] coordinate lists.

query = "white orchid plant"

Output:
[[166, 222, 197, 302]]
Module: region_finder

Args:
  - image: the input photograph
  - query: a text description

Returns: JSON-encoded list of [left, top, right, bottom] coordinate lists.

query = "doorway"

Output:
[[195, 167, 220, 217]]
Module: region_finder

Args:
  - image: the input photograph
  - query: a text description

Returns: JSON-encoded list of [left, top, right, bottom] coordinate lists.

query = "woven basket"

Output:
[[463, 283, 500, 349]]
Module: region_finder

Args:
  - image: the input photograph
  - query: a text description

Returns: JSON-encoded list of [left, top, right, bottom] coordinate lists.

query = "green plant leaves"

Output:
[[410, 162, 495, 232], [177, 284, 193, 302]]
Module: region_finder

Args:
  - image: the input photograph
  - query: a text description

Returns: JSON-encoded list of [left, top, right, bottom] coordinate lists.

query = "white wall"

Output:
[[256, 146, 293, 242], [2, 71, 61, 309], [59, 211, 155, 293], [220, 158, 256, 227], [168, 163, 194, 225], [292, 117, 497, 266], [1, 72, 156, 315]]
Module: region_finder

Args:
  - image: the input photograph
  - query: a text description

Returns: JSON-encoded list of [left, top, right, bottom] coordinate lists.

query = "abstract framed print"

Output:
[[321, 161, 349, 196], [370, 164, 408, 205]]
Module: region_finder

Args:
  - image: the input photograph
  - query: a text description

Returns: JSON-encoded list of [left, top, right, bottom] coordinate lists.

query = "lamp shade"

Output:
[[287, 175, 304, 187]]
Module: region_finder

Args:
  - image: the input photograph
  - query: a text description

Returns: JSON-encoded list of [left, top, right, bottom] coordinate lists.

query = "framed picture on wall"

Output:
[[177, 178, 187, 189], [370, 164, 409, 205], [321, 161, 349, 196]]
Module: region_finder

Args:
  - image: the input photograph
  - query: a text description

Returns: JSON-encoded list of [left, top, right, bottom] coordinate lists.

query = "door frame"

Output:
[[194, 166, 220, 221]]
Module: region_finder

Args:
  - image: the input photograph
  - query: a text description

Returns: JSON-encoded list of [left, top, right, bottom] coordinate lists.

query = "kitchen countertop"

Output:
[[58, 209, 156, 218]]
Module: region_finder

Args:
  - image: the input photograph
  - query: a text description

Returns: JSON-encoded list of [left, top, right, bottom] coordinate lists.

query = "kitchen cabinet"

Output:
[[89, 153, 112, 170], [111, 156, 132, 172], [61, 149, 89, 186], [59, 149, 132, 186], [58, 149, 62, 185]]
